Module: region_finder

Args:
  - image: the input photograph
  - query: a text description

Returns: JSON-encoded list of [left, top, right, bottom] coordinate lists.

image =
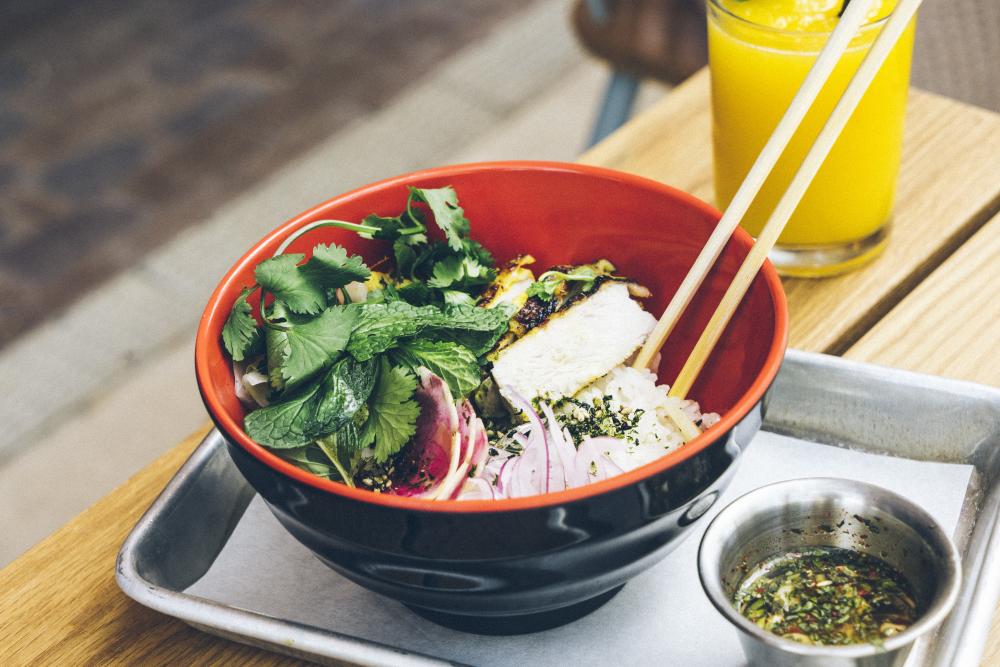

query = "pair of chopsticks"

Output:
[[633, 0, 924, 399]]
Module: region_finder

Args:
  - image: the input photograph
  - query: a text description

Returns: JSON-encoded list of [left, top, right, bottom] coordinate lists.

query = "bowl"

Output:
[[195, 161, 788, 633], [698, 478, 961, 666]]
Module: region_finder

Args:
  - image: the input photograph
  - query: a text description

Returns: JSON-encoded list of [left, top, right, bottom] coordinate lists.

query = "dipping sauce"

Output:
[[734, 547, 919, 646]]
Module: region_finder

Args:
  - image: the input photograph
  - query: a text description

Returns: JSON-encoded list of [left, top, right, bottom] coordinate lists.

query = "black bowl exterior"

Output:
[[213, 391, 766, 621]]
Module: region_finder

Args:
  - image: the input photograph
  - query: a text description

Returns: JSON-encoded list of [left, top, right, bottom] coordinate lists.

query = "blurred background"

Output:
[[0, 0, 994, 567]]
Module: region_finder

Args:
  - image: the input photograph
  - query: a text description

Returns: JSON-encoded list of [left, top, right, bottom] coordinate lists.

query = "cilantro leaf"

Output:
[[301, 243, 370, 290], [255, 254, 326, 315], [525, 266, 603, 302], [409, 186, 469, 250], [244, 374, 324, 448], [394, 340, 481, 397], [306, 356, 377, 438], [393, 238, 420, 279], [359, 212, 425, 241], [270, 306, 357, 389], [222, 287, 263, 361], [426, 255, 493, 290], [366, 358, 420, 462]]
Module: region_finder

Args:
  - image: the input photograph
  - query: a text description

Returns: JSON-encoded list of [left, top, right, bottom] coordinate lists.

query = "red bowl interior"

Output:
[[196, 161, 788, 512]]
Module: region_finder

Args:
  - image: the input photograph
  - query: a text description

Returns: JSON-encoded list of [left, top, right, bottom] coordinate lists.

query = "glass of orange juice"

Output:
[[708, 0, 916, 277]]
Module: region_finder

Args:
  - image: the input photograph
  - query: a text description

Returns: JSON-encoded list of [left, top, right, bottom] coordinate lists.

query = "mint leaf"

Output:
[[395, 340, 481, 397], [280, 306, 357, 387], [409, 186, 469, 251], [255, 254, 326, 315], [345, 301, 442, 361], [345, 301, 510, 360], [244, 375, 324, 448], [315, 423, 362, 485], [222, 287, 263, 361], [307, 356, 377, 438], [366, 358, 420, 462], [428, 303, 512, 356], [301, 243, 370, 290]]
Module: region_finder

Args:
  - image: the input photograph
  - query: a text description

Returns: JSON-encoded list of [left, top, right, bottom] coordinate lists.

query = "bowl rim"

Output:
[[696, 476, 963, 657], [195, 160, 789, 513]]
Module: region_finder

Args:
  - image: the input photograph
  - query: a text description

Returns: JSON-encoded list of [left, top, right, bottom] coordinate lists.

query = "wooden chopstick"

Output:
[[631, 0, 880, 371], [668, 0, 924, 399]]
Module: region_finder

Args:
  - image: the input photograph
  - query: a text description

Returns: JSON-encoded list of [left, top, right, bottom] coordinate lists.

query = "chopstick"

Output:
[[667, 0, 924, 399], [630, 0, 880, 371]]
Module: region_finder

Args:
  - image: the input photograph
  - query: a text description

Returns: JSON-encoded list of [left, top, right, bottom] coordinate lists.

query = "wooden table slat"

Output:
[[845, 211, 1000, 385]]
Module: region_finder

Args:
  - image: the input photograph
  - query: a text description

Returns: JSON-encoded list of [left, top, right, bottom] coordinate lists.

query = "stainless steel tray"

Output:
[[116, 350, 1000, 666]]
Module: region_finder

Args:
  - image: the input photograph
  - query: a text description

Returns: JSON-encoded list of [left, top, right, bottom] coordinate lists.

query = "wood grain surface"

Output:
[[580, 69, 1000, 355], [0, 425, 310, 667], [2, 68, 1000, 666], [846, 211, 1000, 385]]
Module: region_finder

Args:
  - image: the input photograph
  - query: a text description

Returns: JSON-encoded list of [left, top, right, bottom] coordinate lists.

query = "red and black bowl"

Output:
[[195, 162, 788, 634]]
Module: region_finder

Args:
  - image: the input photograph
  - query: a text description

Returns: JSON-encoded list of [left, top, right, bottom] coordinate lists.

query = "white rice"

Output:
[[566, 365, 719, 472]]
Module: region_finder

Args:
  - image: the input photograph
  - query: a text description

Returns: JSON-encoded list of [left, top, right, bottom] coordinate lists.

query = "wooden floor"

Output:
[[0, 0, 534, 344]]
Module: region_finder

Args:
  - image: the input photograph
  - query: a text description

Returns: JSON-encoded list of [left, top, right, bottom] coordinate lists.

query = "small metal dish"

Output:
[[698, 477, 961, 667]]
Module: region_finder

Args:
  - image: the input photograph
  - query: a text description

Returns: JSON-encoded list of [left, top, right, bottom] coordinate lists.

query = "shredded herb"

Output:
[[734, 547, 919, 646], [552, 395, 645, 446]]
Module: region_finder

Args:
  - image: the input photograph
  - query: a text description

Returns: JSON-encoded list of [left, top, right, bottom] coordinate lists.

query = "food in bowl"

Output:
[[197, 162, 786, 631], [733, 546, 919, 646], [221, 185, 719, 501]]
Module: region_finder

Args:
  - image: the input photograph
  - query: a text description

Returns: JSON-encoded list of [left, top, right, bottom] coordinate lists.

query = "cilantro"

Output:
[[408, 186, 469, 250], [427, 254, 493, 291], [525, 266, 603, 302], [301, 243, 371, 290], [255, 254, 326, 315], [393, 339, 481, 397], [358, 212, 426, 241], [222, 287, 263, 361], [267, 305, 357, 389], [366, 358, 420, 462]]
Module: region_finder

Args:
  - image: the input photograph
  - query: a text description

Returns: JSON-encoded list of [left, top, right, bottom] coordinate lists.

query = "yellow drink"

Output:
[[708, 0, 916, 276]]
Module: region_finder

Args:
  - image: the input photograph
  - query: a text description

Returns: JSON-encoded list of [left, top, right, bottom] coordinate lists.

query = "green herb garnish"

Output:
[[220, 186, 508, 486], [734, 547, 919, 646]]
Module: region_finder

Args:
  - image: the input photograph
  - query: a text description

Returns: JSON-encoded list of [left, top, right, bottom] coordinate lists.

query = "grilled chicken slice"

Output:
[[490, 281, 656, 403]]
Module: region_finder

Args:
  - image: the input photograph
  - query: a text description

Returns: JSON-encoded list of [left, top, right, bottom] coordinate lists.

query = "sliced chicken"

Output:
[[490, 281, 656, 403]]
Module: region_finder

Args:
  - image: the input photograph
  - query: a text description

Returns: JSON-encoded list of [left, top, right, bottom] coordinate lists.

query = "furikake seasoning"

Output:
[[733, 547, 919, 646]]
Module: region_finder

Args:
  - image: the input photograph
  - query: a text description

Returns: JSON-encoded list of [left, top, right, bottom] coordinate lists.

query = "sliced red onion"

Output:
[[456, 476, 498, 500], [233, 359, 271, 408], [574, 437, 628, 483], [503, 387, 551, 495]]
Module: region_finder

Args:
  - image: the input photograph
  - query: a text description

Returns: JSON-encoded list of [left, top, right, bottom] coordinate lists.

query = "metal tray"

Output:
[[116, 350, 1000, 666]]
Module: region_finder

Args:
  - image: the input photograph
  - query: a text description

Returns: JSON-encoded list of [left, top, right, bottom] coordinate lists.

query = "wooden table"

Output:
[[2, 69, 999, 666]]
